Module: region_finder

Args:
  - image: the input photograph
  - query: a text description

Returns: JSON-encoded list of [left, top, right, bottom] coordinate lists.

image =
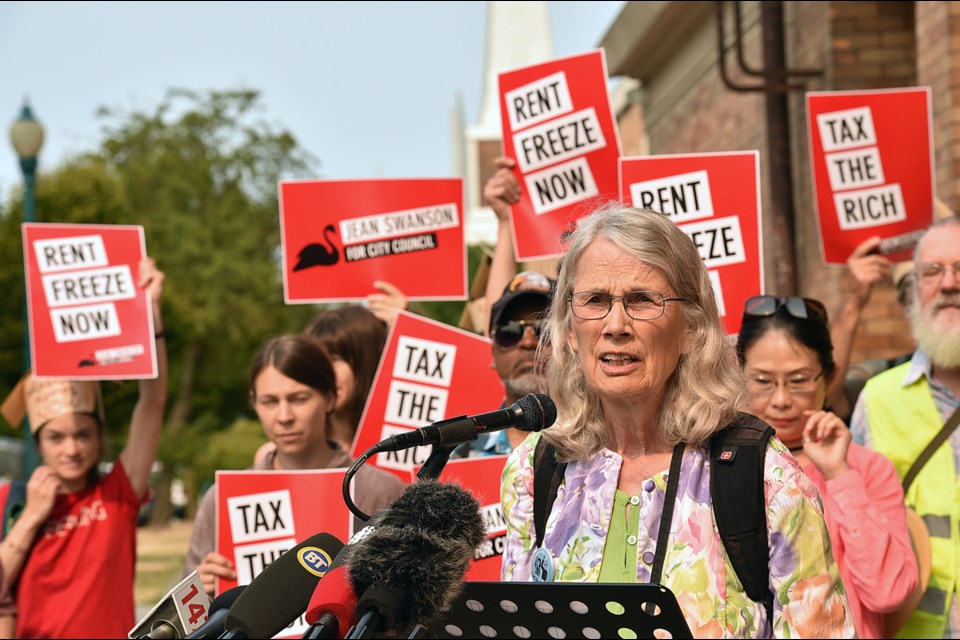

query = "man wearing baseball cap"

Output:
[[462, 271, 555, 457]]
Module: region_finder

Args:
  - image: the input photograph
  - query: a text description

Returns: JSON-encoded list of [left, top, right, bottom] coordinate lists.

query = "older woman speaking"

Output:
[[501, 206, 855, 638]]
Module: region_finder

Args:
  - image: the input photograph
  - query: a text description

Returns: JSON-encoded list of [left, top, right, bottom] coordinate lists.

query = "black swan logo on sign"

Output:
[[294, 224, 340, 270]]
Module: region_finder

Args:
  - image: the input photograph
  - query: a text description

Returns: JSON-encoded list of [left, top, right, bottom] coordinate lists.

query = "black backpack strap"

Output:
[[533, 436, 567, 548], [532, 418, 774, 622], [2, 480, 27, 539], [710, 413, 774, 622]]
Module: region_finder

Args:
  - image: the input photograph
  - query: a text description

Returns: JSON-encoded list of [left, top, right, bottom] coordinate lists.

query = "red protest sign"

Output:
[[412, 456, 511, 581], [214, 469, 352, 637], [806, 87, 935, 264], [21, 223, 157, 379], [498, 49, 622, 261], [351, 311, 506, 482], [279, 178, 466, 303], [619, 152, 764, 335]]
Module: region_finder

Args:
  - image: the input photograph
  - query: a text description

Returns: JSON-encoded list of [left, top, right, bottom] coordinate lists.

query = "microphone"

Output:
[[130, 571, 211, 639], [301, 525, 378, 638], [218, 532, 343, 639], [372, 392, 557, 452], [301, 566, 356, 639], [182, 586, 245, 639], [344, 480, 487, 638]]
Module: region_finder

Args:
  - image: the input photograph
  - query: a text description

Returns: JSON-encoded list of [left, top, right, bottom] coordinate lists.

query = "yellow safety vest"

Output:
[[864, 362, 959, 639]]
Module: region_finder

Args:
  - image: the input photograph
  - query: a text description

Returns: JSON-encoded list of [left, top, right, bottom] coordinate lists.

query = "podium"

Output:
[[422, 581, 692, 639]]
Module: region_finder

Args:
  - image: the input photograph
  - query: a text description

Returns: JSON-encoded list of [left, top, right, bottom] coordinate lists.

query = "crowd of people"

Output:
[[0, 154, 958, 639]]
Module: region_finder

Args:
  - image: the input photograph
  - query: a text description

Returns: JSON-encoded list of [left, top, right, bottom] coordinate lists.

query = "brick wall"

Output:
[[823, 1, 917, 363], [612, 1, 955, 365], [791, 1, 918, 364], [785, 0, 832, 321], [477, 139, 502, 208], [917, 0, 960, 212], [617, 102, 648, 158]]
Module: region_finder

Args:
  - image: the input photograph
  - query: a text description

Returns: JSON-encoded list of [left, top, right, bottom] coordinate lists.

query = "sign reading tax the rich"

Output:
[[619, 152, 764, 336], [351, 311, 506, 482], [22, 223, 157, 379], [498, 49, 622, 261], [806, 87, 934, 263], [279, 178, 466, 303], [214, 469, 351, 638]]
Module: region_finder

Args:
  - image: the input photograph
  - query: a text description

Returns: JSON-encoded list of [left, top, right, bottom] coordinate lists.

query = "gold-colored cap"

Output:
[[1, 373, 97, 433]]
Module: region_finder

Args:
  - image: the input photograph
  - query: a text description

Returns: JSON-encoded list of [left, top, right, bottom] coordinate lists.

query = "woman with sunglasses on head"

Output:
[[737, 294, 918, 639], [502, 205, 854, 638]]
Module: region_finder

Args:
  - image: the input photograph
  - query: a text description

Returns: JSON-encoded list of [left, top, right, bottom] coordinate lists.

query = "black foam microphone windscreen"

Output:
[[221, 531, 343, 639], [345, 480, 486, 634]]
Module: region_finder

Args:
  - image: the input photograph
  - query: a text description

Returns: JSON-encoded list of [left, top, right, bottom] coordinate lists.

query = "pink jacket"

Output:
[[803, 442, 919, 639]]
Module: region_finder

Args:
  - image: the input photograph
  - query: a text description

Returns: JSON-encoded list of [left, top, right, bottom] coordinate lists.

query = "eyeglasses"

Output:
[[568, 290, 688, 321], [917, 261, 960, 285], [491, 319, 545, 349], [742, 295, 828, 325], [746, 371, 825, 397]]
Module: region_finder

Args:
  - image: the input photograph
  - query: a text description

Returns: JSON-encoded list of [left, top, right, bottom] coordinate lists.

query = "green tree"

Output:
[[93, 88, 319, 521], [0, 88, 494, 522], [0, 157, 131, 441]]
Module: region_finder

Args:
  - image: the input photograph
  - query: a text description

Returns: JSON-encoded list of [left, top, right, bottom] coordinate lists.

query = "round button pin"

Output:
[[532, 547, 555, 582]]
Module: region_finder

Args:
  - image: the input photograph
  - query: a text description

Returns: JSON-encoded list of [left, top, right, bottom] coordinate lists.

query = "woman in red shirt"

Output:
[[0, 257, 167, 639]]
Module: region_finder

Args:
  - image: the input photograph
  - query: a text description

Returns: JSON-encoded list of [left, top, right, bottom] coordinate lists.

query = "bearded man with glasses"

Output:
[[850, 215, 960, 639]]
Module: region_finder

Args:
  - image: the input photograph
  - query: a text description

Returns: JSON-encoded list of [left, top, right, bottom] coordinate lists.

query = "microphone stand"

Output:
[[344, 608, 379, 640], [343, 449, 375, 522], [301, 613, 339, 640], [343, 585, 405, 639], [342, 418, 478, 521], [416, 442, 459, 481]]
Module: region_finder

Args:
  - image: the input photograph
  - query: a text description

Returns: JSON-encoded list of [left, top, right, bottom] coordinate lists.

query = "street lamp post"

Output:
[[9, 100, 45, 478]]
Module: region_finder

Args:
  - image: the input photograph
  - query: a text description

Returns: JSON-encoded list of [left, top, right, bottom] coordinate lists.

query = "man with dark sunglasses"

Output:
[[459, 271, 555, 457]]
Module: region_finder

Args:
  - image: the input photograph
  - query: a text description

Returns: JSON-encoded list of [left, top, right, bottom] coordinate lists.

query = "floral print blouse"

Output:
[[501, 432, 857, 638]]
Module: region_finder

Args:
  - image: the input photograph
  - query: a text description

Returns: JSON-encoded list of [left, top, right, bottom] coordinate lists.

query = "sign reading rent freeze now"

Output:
[[498, 49, 622, 261], [22, 222, 157, 379]]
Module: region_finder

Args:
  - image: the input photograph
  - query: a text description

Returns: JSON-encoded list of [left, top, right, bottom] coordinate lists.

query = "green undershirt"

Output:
[[597, 489, 642, 582]]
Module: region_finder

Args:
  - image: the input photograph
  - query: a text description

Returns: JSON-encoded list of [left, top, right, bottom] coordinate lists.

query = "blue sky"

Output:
[[0, 1, 626, 199]]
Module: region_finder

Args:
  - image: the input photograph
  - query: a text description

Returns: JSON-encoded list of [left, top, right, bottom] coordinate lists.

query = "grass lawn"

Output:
[[135, 519, 195, 609]]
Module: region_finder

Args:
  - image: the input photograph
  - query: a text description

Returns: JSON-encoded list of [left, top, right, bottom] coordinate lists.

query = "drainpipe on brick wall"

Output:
[[761, 0, 798, 296]]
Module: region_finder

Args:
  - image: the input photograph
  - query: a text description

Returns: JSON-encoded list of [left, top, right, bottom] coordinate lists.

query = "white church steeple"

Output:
[[463, 1, 555, 245]]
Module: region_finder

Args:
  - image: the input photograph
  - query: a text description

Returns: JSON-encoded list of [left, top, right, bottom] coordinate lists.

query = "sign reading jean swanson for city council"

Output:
[[806, 87, 935, 264], [278, 178, 466, 303], [351, 311, 506, 483], [214, 469, 352, 638], [22, 223, 157, 379], [619, 152, 764, 336], [498, 49, 622, 261]]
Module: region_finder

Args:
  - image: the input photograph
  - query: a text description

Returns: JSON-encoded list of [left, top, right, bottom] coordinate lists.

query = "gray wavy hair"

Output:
[[541, 205, 744, 460]]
